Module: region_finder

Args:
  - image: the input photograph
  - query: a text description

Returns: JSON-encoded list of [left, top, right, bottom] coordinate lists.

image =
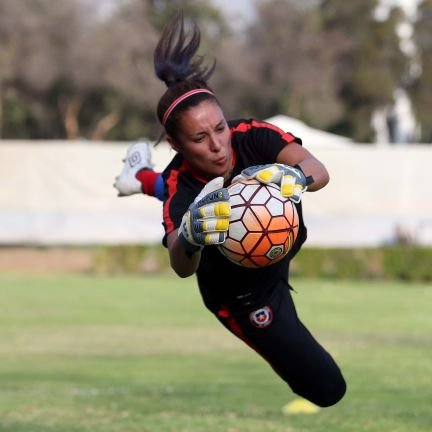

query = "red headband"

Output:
[[162, 89, 214, 126]]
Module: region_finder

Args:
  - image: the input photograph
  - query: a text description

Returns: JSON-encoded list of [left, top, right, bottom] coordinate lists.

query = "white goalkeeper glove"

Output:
[[233, 163, 308, 203], [179, 177, 231, 254]]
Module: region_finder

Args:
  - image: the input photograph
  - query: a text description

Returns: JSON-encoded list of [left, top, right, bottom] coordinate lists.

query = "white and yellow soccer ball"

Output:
[[218, 179, 299, 268]]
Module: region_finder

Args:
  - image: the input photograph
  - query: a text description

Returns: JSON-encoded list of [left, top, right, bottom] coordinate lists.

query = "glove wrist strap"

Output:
[[294, 164, 314, 186]]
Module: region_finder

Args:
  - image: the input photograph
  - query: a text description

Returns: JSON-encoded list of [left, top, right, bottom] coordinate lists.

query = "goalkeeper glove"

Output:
[[233, 163, 308, 203], [179, 177, 231, 254]]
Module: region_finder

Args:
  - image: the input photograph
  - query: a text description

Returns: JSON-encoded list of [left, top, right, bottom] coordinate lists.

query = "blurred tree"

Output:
[[0, 0, 416, 143], [211, 33, 262, 120], [0, 0, 82, 138], [61, 0, 160, 140], [148, 0, 227, 35], [235, 0, 344, 128], [410, 0, 432, 142], [0, 0, 228, 140], [320, 0, 408, 142]]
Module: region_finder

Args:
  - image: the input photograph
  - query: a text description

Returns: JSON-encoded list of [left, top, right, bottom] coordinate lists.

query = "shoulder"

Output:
[[162, 156, 203, 236], [162, 154, 190, 191], [228, 118, 301, 145], [161, 155, 185, 201], [162, 153, 183, 177], [162, 154, 203, 204]]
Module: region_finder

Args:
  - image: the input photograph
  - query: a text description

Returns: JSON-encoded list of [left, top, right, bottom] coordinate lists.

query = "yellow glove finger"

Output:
[[198, 202, 231, 218], [280, 175, 295, 197], [202, 217, 230, 233], [256, 165, 283, 183], [290, 184, 306, 203]]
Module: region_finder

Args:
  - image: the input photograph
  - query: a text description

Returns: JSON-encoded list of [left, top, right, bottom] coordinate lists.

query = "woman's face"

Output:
[[168, 100, 233, 180]]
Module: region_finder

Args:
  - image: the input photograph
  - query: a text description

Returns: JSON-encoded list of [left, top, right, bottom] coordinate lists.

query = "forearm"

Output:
[[295, 157, 330, 192], [276, 143, 330, 192], [167, 231, 201, 278]]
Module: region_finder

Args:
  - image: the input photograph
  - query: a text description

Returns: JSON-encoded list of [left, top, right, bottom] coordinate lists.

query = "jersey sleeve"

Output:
[[229, 119, 302, 164]]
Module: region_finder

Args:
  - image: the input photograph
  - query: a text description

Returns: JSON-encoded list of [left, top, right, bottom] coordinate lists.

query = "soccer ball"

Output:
[[218, 179, 299, 268]]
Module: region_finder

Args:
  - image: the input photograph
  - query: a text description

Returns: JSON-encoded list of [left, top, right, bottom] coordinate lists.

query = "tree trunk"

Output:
[[90, 111, 120, 141], [58, 95, 82, 140]]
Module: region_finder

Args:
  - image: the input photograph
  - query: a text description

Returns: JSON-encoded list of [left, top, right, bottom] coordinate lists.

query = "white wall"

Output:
[[0, 140, 431, 246]]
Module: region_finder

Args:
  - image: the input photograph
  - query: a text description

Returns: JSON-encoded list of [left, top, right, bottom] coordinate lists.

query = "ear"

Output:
[[167, 135, 181, 153]]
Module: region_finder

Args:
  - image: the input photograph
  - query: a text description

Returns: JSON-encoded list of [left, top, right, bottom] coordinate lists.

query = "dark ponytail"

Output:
[[154, 13, 214, 87], [153, 13, 218, 137]]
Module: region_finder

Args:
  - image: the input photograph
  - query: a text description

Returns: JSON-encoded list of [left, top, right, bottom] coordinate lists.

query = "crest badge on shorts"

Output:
[[249, 306, 273, 328]]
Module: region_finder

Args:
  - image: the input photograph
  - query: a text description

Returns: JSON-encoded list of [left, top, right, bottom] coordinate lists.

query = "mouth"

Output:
[[214, 156, 227, 166]]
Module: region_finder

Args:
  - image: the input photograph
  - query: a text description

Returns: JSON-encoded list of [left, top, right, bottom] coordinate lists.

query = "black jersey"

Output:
[[161, 118, 307, 311]]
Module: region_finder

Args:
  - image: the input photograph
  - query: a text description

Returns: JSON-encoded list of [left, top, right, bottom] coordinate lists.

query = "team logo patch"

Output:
[[249, 306, 273, 328], [267, 245, 284, 260]]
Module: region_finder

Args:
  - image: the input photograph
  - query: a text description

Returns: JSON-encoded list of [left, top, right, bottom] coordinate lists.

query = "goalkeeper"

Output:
[[114, 14, 346, 407]]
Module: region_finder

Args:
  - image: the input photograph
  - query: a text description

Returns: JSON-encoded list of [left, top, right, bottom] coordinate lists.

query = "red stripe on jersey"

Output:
[[230, 119, 297, 145], [163, 162, 187, 235], [163, 171, 178, 235]]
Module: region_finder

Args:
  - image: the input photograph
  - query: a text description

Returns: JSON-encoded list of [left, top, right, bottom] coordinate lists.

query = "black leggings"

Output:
[[214, 280, 346, 407]]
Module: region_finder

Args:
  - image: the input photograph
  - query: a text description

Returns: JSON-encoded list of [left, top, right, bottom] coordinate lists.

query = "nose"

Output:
[[209, 135, 222, 152]]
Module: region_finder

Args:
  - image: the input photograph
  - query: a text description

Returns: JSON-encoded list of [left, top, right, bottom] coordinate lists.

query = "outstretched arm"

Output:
[[233, 142, 329, 204], [276, 142, 329, 192], [166, 230, 201, 277]]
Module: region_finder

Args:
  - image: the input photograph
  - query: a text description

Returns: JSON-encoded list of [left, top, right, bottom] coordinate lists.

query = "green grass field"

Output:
[[0, 274, 431, 432]]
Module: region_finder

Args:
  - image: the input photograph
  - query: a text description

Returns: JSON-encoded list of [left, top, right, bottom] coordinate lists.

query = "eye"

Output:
[[193, 135, 206, 143], [216, 123, 226, 133]]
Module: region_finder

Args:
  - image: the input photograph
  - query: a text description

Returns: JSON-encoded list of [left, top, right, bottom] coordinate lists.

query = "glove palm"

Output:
[[234, 163, 307, 203]]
